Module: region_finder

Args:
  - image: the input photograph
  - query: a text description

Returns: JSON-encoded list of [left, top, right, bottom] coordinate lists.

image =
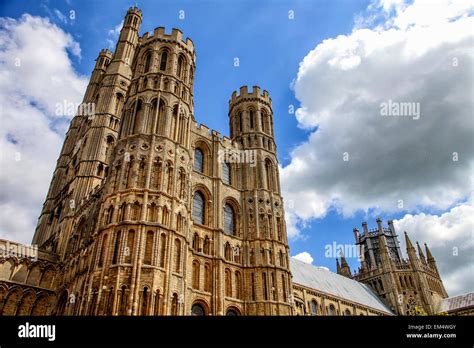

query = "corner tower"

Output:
[[228, 86, 292, 315], [346, 219, 448, 315]]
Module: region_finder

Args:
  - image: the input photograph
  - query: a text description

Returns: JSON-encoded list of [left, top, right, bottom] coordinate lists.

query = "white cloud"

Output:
[[293, 252, 314, 264], [394, 198, 474, 296], [0, 14, 88, 244], [107, 20, 123, 49], [282, 0, 474, 239]]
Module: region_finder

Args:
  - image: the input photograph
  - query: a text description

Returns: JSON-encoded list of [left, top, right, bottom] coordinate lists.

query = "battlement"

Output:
[[193, 123, 237, 147], [127, 6, 142, 16], [98, 49, 113, 58], [229, 85, 272, 106], [141, 27, 195, 54]]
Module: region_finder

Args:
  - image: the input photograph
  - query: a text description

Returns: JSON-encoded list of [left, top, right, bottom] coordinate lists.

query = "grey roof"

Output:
[[436, 292, 474, 313], [290, 257, 393, 314]]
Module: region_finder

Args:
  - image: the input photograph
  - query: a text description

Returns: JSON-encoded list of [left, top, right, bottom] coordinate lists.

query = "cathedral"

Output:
[[0, 7, 471, 317]]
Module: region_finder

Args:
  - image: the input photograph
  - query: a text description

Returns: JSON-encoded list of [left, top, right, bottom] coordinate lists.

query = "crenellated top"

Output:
[[229, 85, 272, 108], [126, 6, 142, 17], [141, 27, 195, 56]]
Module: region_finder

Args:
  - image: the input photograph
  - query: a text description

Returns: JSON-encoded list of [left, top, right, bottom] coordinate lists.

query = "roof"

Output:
[[436, 292, 474, 313], [290, 257, 393, 314]]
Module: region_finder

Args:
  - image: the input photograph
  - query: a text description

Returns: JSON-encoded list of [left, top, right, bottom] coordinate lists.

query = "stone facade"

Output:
[[337, 219, 449, 315], [0, 7, 464, 317]]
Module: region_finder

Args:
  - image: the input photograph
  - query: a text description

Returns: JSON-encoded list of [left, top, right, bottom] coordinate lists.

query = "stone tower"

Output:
[[227, 86, 292, 315], [32, 7, 142, 258], [26, 7, 292, 316], [339, 219, 448, 315]]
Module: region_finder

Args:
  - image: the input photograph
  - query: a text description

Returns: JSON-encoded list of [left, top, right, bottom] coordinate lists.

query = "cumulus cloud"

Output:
[[282, 0, 474, 234], [107, 20, 123, 49], [293, 251, 314, 264], [0, 14, 88, 244], [394, 198, 474, 296]]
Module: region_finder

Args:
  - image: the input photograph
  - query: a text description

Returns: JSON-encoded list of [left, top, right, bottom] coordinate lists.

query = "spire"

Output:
[[404, 231, 415, 250], [338, 253, 352, 277], [425, 243, 435, 261], [417, 241, 426, 263], [336, 258, 341, 273]]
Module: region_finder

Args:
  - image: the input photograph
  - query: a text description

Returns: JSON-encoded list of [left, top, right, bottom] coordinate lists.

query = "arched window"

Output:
[[159, 233, 166, 267], [194, 148, 204, 173], [192, 191, 205, 225], [344, 309, 352, 316], [191, 303, 205, 316], [265, 159, 274, 191], [222, 162, 231, 185], [225, 268, 232, 297], [192, 261, 200, 289], [144, 231, 154, 265], [223, 204, 235, 235], [328, 304, 336, 315], [112, 230, 121, 264], [235, 271, 242, 299], [144, 52, 152, 73], [177, 55, 185, 79], [311, 300, 318, 315], [171, 293, 178, 315], [140, 287, 149, 315], [125, 230, 135, 263], [203, 236, 210, 254], [224, 242, 232, 261], [204, 263, 211, 292], [159, 50, 168, 71], [226, 308, 239, 316], [192, 233, 200, 251], [174, 238, 181, 273], [98, 234, 108, 267], [249, 110, 254, 129]]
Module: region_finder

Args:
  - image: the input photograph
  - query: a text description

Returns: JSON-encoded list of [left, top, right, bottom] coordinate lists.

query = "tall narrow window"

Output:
[[144, 231, 154, 265], [192, 191, 205, 225], [235, 271, 242, 299], [125, 230, 135, 263], [282, 274, 287, 302], [204, 264, 211, 292], [251, 273, 256, 300], [144, 53, 152, 73], [192, 261, 200, 289], [223, 204, 235, 235], [112, 230, 121, 264], [98, 234, 108, 267], [159, 233, 166, 267], [265, 159, 274, 191], [177, 55, 185, 79], [194, 148, 204, 173], [174, 238, 181, 273], [222, 162, 231, 185], [159, 51, 168, 71], [249, 110, 254, 129], [225, 268, 232, 297], [263, 272, 268, 300], [140, 287, 149, 315], [311, 300, 318, 315]]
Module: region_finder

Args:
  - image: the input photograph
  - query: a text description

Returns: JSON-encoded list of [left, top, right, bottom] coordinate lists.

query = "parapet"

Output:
[[127, 6, 143, 17], [229, 85, 272, 107], [141, 27, 195, 55], [98, 49, 114, 58]]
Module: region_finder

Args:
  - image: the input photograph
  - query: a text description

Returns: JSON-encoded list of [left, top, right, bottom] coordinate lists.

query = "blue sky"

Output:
[[1, 0, 472, 295]]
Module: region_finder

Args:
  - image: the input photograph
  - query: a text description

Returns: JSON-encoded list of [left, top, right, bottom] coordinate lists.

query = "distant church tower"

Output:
[[337, 218, 448, 315], [28, 7, 292, 316]]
